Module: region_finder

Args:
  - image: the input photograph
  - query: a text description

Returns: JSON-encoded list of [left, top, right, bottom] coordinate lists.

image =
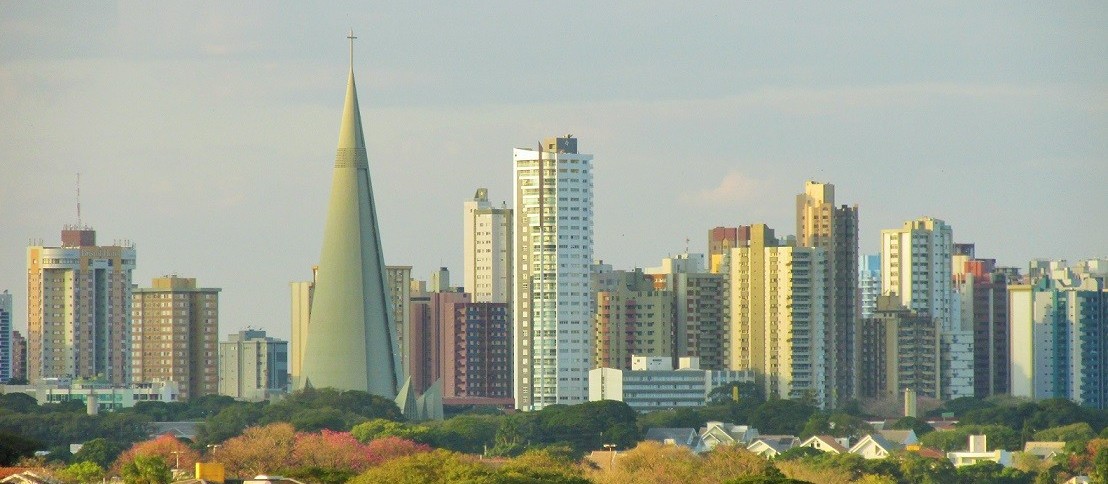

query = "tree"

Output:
[[120, 454, 172, 484], [348, 449, 493, 484], [73, 438, 125, 468], [0, 431, 41, 465], [494, 448, 590, 484], [210, 423, 297, 478], [1033, 422, 1095, 443], [351, 418, 429, 443], [423, 415, 500, 454], [587, 441, 700, 484], [890, 416, 934, 437], [291, 430, 378, 472], [700, 445, 776, 482], [59, 461, 106, 483], [0, 393, 39, 413], [708, 382, 766, 406], [196, 402, 264, 446], [751, 399, 816, 436], [112, 434, 199, 474], [362, 436, 431, 463]]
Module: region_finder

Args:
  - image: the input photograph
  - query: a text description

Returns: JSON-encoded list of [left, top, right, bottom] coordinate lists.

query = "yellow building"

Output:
[[132, 276, 220, 400], [593, 289, 674, 369]]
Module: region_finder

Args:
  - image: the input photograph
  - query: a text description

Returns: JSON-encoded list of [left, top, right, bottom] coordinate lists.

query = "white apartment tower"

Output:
[[512, 135, 594, 410], [464, 188, 513, 303], [880, 217, 973, 400]]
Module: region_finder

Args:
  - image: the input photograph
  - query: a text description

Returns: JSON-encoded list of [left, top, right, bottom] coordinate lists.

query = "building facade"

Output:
[[594, 289, 674, 370], [952, 244, 1010, 398], [512, 135, 594, 410], [27, 227, 136, 385], [723, 224, 827, 407], [859, 296, 941, 399], [288, 267, 315, 389], [1009, 259, 1107, 408], [860, 254, 881, 321], [796, 181, 860, 405], [131, 276, 220, 400], [408, 289, 470, 395], [709, 226, 750, 274], [0, 291, 11, 382], [385, 265, 413, 378], [444, 302, 512, 400], [589, 356, 755, 412], [11, 331, 26, 382], [464, 188, 513, 303], [218, 329, 288, 401], [881, 217, 972, 400]]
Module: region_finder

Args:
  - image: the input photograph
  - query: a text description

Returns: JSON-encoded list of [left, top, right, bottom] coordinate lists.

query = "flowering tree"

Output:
[[112, 434, 199, 474], [209, 423, 297, 478]]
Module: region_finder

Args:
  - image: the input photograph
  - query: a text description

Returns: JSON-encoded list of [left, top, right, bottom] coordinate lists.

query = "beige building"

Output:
[[723, 224, 827, 406], [594, 289, 674, 370], [27, 227, 136, 385], [464, 188, 513, 303], [859, 296, 941, 399], [131, 276, 220, 400], [385, 265, 413, 378], [796, 181, 859, 405], [288, 266, 316, 389]]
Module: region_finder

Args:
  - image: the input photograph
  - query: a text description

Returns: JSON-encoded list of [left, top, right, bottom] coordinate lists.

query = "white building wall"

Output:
[[1008, 286, 1033, 398], [464, 189, 512, 303]]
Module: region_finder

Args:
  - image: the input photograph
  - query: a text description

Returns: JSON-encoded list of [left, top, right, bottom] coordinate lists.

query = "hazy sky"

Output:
[[2, 2, 1105, 340]]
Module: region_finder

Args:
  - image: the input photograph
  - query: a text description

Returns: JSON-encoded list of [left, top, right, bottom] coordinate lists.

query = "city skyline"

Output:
[[2, 4, 1105, 341]]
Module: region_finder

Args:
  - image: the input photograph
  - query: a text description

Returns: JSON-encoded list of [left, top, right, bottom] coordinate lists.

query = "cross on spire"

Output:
[[347, 29, 357, 69]]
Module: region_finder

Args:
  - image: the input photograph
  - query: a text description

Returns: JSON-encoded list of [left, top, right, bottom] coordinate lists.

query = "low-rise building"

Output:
[[947, 434, 1013, 468], [588, 356, 754, 412], [2, 378, 178, 412]]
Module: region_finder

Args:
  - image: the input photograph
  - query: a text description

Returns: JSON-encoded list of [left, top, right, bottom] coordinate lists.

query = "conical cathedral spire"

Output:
[[299, 33, 402, 398]]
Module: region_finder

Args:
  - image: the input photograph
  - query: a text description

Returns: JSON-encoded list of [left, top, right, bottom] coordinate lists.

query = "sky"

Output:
[[1, 2, 1105, 341]]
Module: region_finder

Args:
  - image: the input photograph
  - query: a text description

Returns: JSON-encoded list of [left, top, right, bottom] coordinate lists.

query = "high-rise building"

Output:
[[218, 329, 288, 401], [429, 267, 451, 293], [288, 266, 316, 389], [708, 226, 750, 274], [644, 254, 726, 369], [0, 291, 11, 382], [723, 224, 827, 406], [952, 244, 1010, 398], [881, 217, 972, 400], [131, 276, 220, 400], [796, 181, 860, 405], [408, 288, 470, 395], [860, 254, 882, 321], [11, 331, 26, 382], [298, 38, 401, 398], [464, 188, 513, 303], [385, 266, 413, 378], [443, 302, 512, 401], [27, 227, 136, 385], [859, 296, 941, 400], [512, 135, 594, 410], [1010, 259, 1107, 409], [594, 289, 674, 370]]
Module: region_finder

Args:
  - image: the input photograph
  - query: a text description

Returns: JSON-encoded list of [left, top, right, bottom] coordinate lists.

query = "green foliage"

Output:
[[349, 449, 493, 484], [284, 466, 357, 484], [73, 437, 125, 468], [751, 399, 817, 436], [494, 448, 589, 483], [0, 430, 41, 465], [890, 416, 935, 437], [490, 400, 639, 458], [1094, 446, 1108, 484], [0, 393, 39, 413], [774, 446, 824, 461], [800, 411, 872, 439], [195, 401, 264, 446], [955, 461, 1034, 484], [896, 453, 956, 484], [46, 444, 73, 464], [724, 476, 808, 484], [920, 425, 1020, 452], [708, 381, 767, 406], [120, 454, 172, 484], [422, 415, 502, 454], [59, 461, 106, 483], [350, 419, 430, 444], [1032, 422, 1095, 444]]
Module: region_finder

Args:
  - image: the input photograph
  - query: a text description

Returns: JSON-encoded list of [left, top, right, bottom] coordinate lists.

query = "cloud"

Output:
[[682, 170, 764, 206]]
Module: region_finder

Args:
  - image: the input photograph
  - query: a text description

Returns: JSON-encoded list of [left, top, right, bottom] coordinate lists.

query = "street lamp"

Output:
[[602, 444, 617, 470], [170, 450, 182, 473]]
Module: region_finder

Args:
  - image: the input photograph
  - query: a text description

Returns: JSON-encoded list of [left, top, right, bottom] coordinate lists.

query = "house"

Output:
[[946, 434, 1013, 468], [746, 436, 799, 458], [1062, 477, 1089, 484], [698, 422, 760, 452], [1022, 441, 1065, 461], [150, 422, 202, 440], [877, 429, 918, 446], [644, 428, 699, 451], [0, 471, 62, 484], [799, 435, 849, 454], [849, 434, 901, 459]]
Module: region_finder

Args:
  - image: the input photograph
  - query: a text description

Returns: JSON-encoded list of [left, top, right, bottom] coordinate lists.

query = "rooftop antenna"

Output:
[[76, 172, 82, 228]]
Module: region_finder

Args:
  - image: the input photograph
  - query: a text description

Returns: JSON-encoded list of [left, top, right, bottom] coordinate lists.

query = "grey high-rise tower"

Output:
[[298, 33, 401, 398]]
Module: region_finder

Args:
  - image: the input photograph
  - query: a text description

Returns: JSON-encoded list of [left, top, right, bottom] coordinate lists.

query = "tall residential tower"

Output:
[[512, 136, 594, 410], [464, 188, 513, 303], [132, 276, 220, 400]]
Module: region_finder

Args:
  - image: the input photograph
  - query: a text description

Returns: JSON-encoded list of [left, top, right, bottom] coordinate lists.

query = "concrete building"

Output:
[[952, 244, 1010, 398], [708, 226, 750, 274], [11, 330, 26, 382], [131, 276, 220, 400], [385, 265, 413, 378], [408, 289, 470, 395], [859, 296, 941, 399], [881, 217, 972, 400], [512, 135, 594, 410], [26, 227, 136, 385], [594, 289, 674, 370], [443, 302, 512, 401], [860, 254, 881, 320], [589, 356, 755, 412], [429, 267, 451, 293], [645, 255, 727, 370], [218, 329, 288, 401], [2, 379, 180, 412], [723, 224, 827, 407], [464, 188, 513, 303], [298, 41, 402, 398], [288, 267, 316, 389], [0, 291, 11, 382], [796, 181, 860, 405], [1009, 259, 1107, 408]]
